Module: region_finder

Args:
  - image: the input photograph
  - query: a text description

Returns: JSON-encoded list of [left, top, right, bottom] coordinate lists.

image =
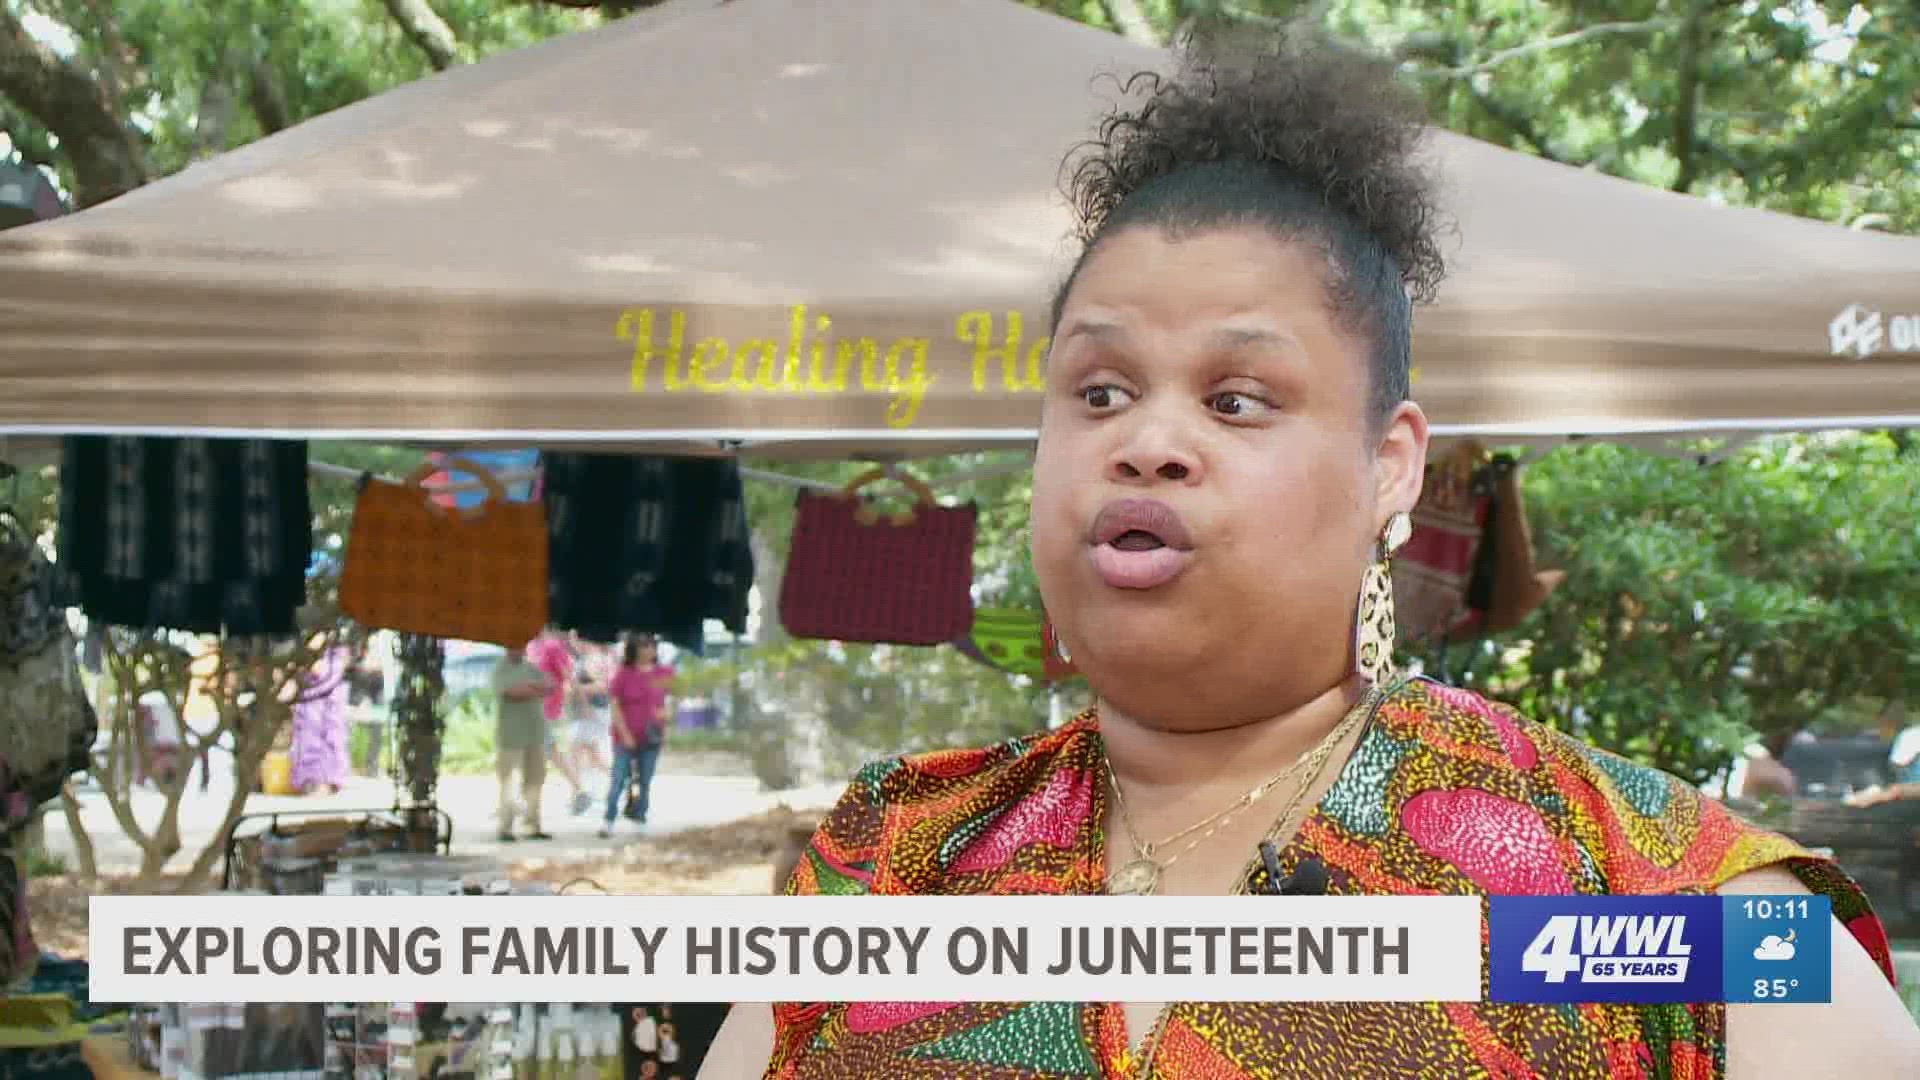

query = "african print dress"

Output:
[[769, 678, 1895, 1079]]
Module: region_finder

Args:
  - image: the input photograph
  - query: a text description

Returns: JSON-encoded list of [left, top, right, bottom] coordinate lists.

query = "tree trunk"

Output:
[[247, 60, 293, 135], [174, 708, 278, 893], [96, 688, 157, 868], [1670, 2, 1710, 193], [133, 738, 199, 886], [745, 528, 798, 791], [195, 78, 235, 159], [0, 9, 148, 207], [381, 0, 462, 71], [58, 786, 97, 884]]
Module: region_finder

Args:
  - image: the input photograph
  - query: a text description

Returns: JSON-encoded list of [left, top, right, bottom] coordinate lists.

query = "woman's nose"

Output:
[[1106, 420, 1202, 484]]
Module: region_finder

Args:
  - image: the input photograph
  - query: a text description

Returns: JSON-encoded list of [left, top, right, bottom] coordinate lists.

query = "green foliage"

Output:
[[22, 846, 68, 878], [1, 456, 58, 540], [439, 687, 500, 774], [1454, 434, 1920, 784], [1019, 0, 1919, 229], [3, 0, 595, 198], [662, 726, 750, 756]]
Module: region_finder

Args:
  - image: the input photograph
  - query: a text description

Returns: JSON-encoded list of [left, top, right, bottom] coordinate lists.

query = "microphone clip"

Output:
[[1258, 842, 1328, 896]]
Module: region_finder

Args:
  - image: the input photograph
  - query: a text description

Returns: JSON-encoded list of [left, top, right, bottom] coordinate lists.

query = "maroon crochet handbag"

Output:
[[779, 468, 977, 646]]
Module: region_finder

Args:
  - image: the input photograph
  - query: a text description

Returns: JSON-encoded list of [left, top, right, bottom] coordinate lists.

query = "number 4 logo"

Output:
[[1522, 915, 1583, 983]]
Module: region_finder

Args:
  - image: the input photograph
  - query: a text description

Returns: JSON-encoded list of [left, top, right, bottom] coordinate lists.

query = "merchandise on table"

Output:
[[126, 1002, 327, 1080], [621, 1003, 730, 1080], [229, 811, 449, 894], [117, 869, 680, 1080]]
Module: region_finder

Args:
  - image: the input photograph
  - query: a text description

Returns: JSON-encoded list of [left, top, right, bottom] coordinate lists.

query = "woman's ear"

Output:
[[1372, 400, 1430, 524]]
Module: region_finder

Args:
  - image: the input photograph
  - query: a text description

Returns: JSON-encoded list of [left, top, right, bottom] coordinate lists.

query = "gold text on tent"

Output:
[[617, 306, 1049, 427]]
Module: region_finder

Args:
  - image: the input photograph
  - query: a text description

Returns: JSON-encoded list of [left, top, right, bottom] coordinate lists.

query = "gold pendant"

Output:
[[1109, 857, 1162, 896]]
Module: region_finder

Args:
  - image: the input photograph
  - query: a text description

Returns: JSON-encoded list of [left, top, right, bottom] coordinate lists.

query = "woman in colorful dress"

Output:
[[700, 23, 1919, 1080], [288, 645, 350, 796]]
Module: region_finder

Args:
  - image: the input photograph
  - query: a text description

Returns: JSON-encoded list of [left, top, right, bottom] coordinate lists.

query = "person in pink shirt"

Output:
[[526, 632, 573, 725], [527, 630, 593, 815], [601, 634, 675, 837]]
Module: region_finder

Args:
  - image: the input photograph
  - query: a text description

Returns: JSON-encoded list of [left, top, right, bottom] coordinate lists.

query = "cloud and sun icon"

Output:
[[1753, 928, 1798, 962]]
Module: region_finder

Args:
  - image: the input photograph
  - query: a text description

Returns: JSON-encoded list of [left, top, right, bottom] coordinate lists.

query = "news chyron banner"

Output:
[[90, 896, 1482, 1004], [1490, 895, 1834, 1005], [88, 895, 1833, 1004]]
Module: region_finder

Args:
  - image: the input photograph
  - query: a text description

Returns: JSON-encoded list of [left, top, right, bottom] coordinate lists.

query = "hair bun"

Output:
[[1064, 19, 1446, 305]]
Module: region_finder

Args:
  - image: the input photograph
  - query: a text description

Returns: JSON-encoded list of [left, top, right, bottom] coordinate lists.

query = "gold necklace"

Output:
[[1123, 681, 1392, 1077], [1103, 685, 1379, 897]]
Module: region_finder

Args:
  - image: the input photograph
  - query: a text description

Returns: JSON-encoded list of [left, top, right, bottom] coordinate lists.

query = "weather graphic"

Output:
[[1723, 898, 1830, 1003], [1753, 930, 1797, 962]]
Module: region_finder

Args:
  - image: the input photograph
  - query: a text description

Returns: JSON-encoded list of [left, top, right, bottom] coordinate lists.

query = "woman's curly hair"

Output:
[[1054, 21, 1449, 421]]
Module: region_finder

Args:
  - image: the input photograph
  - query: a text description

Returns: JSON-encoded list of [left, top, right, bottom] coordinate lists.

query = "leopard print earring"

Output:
[[1354, 512, 1411, 685]]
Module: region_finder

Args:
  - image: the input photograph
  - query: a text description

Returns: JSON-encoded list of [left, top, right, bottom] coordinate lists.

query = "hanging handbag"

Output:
[[0, 509, 96, 834], [1394, 446, 1566, 661], [337, 458, 549, 647], [1392, 442, 1496, 652], [957, 607, 1049, 680], [778, 468, 976, 646]]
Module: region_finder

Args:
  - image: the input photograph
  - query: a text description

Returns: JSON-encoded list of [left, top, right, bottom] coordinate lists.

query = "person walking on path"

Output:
[[601, 635, 675, 837], [529, 630, 593, 815], [289, 645, 351, 796], [491, 645, 552, 841], [564, 642, 615, 814]]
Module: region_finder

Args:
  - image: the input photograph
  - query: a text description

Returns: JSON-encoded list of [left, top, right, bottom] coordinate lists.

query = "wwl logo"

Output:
[[1830, 303, 1920, 359], [1521, 913, 1690, 983], [1490, 897, 1723, 1004]]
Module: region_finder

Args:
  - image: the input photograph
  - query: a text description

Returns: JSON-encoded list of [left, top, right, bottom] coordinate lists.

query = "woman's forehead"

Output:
[[1060, 229, 1341, 341]]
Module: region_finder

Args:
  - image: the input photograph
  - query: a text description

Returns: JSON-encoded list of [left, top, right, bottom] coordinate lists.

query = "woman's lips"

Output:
[[1090, 543, 1193, 590], [1089, 499, 1194, 549], [1087, 498, 1195, 589]]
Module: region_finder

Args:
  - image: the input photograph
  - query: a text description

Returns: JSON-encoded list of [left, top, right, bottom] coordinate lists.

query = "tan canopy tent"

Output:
[[2, 0, 1916, 459]]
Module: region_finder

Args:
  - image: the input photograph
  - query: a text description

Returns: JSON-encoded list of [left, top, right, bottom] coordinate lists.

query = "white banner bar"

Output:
[[90, 895, 1482, 1003]]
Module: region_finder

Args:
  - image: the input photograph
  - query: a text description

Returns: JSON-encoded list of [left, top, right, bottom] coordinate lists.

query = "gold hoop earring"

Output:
[[1354, 511, 1411, 685]]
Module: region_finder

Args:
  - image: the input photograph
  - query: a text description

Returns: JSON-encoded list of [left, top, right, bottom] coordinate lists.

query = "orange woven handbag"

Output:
[[337, 457, 549, 646]]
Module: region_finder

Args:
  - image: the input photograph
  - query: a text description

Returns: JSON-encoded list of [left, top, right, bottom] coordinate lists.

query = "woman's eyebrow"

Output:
[[1057, 316, 1125, 345], [1210, 325, 1308, 360]]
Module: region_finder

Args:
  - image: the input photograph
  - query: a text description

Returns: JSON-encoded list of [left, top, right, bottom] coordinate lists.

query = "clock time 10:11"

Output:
[[1742, 898, 1811, 920]]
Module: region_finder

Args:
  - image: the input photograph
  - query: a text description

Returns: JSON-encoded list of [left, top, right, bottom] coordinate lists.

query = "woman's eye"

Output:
[[1080, 384, 1135, 411], [1208, 391, 1270, 418]]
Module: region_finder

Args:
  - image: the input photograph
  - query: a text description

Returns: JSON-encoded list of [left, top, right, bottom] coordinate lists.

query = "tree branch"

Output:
[[380, 0, 462, 71], [1407, 19, 1679, 80], [1101, 0, 1163, 46], [0, 7, 147, 206], [73, 0, 141, 108], [520, 0, 671, 12], [1464, 79, 1591, 167]]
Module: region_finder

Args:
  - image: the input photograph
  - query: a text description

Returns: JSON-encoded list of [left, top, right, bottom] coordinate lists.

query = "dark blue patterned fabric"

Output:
[[543, 455, 753, 645], [55, 437, 310, 635]]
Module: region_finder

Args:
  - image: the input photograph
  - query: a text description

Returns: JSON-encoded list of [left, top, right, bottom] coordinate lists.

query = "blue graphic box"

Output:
[[1490, 896, 1724, 1004], [1721, 893, 1831, 1004]]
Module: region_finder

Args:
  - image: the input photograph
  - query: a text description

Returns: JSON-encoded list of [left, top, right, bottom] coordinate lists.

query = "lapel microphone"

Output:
[[1259, 842, 1329, 896]]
